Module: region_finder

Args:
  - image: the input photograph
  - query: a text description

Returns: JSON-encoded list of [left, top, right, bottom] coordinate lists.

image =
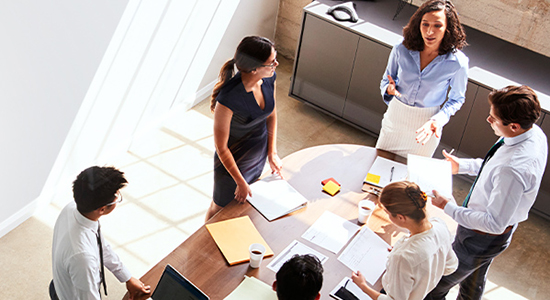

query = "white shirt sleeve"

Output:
[[444, 166, 528, 234], [458, 158, 483, 176], [101, 237, 132, 283]]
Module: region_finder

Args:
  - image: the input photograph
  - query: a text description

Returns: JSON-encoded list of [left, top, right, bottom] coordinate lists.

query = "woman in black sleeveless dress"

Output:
[[205, 36, 282, 220]]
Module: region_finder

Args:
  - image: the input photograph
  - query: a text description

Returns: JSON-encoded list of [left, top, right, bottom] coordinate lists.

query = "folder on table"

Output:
[[364, 156, 407, 188], [206, 216, 274, 265], [247, 176, 308, 221]]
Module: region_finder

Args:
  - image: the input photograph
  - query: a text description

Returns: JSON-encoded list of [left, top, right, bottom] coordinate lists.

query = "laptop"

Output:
[[147, 264, 209, 300]]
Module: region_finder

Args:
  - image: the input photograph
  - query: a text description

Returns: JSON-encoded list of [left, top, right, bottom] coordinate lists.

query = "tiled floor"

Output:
[[1, 57, 549, 300]]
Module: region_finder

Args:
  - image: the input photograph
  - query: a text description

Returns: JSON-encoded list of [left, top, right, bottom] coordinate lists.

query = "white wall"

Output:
[[0, 0, 129, 237], [0, 0, 279, 237]]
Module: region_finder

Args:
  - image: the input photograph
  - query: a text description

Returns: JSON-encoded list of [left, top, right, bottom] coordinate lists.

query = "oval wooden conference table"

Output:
[[124, 144, 457, 300]]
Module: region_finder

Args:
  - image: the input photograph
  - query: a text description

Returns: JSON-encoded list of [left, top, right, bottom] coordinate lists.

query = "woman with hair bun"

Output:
[[205, 36, 282, 220], [377, 0, 469, 157], [352, 181, 458, 300]]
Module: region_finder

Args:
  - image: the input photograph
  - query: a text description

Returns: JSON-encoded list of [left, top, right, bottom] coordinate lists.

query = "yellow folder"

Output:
[[206, 216, 274, 265]]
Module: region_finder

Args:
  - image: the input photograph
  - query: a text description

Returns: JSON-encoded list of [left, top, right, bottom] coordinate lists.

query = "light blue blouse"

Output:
[[380, 42, 469, 126]]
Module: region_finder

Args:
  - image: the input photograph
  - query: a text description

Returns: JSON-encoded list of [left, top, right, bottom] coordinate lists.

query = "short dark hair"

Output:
[[276, 254, 323, 300], [488, 85, 541, 130], [73, 166, 128, 214], [403, 0, 467, 55]]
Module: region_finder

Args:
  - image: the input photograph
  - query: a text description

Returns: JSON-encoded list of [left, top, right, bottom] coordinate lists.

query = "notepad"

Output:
[[206, 216, 274, 265], [364, 157, 407, 188], [323, 180, 341, 196], [224, 276, 277, 300], [248, 176, 308, 221]]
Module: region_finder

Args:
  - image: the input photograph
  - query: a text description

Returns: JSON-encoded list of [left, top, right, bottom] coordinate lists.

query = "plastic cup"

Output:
[[249, 243, 266, 268], [358, 200, 375, 224]]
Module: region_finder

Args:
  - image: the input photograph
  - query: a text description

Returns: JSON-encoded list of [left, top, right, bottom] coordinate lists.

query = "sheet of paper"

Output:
[[338, 226, 390, 285], [224, 276, 277, 300], [407, 154, 453, 198], [330, 277, 373, 300], [205, 216, 273, 265], [248, 176, 308, 221], [267, 240, 328, 273], [364, 157, 408, 188], [301, 211, 360, 254]]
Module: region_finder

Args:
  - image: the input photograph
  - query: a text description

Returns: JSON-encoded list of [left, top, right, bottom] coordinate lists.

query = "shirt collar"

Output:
[[503, 126, 534, 146], [72, 203, 99, 234]]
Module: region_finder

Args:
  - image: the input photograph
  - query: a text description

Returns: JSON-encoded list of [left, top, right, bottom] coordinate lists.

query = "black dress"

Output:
[[213, 72, 276, 207]]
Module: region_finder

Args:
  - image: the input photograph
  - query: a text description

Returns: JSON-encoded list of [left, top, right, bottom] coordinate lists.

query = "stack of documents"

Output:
[[206, 216, 273, 265], [248, 176, 308, 221], [364, 157, 407, 188], [301, 211, 360, 254]]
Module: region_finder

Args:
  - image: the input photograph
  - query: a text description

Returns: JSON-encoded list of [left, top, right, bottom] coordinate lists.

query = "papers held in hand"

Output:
[[364, 157, 407, 188], [407, 154, 453, 199], [247, 176, 308, 221]]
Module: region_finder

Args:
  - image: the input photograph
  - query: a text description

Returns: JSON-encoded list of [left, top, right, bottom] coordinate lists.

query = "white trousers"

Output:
[[375, 99, 440, 158]]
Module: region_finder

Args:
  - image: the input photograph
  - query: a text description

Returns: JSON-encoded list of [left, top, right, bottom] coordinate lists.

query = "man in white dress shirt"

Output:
[[51, 166, 151, 300], [425, 85, 548, 300]]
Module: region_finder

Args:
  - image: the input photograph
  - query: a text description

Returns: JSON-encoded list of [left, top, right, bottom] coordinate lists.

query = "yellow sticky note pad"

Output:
[[323, 180, 341, 196], [365, 173, 381, 185]]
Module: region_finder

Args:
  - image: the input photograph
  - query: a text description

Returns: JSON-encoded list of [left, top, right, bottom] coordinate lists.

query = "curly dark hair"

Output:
[[403, 0, 467, 55]]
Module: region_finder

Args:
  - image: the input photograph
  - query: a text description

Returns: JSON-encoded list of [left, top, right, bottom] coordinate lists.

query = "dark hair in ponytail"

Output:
[[211, 36, 274, 112], [380, 181, 428, 222]]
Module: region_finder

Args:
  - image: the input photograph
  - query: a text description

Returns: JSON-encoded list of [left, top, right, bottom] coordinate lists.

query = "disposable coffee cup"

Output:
[[249, 243, 266, 268], [358, 200, 375, 224]]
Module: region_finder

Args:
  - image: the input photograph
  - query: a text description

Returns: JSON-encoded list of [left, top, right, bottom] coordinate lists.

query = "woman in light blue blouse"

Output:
[[377, 0, 468, 158]]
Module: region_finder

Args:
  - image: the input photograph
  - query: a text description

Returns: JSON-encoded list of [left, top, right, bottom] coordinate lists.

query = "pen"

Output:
[[390, 166, 394, 182], [448, 149, 455, 155]]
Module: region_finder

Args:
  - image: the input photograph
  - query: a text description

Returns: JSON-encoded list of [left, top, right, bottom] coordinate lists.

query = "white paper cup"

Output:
[[358, 200, 375, 224], [249, 243, 266, 268]]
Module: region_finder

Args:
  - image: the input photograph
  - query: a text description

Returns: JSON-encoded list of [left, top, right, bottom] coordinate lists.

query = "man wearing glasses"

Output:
[[50, 166, 150, 300]]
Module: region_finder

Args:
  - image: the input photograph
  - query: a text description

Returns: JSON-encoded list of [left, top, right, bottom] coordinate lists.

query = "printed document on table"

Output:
[[330, 277, 373, 300], [338, 226, 390, 285], [247, 175, 308, 221], [267, 240, 328, 273], [301, 211, 360, 254], [407, 154, 453, 198], [224, 276, 277, 300]]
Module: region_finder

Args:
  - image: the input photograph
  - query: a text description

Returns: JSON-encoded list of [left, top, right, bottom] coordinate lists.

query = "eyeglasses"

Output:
[[261, 59, 278, 68], [107, 192, 123, 206]]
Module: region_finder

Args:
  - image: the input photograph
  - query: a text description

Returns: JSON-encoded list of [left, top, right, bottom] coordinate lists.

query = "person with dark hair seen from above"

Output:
[[426, 85, 547, 300], [352, 181, 458, 300], [205, 36, 282, 221], [273, 254, 324, 300], [51, 166, 151, 300], [377, 0, 469, 158]]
